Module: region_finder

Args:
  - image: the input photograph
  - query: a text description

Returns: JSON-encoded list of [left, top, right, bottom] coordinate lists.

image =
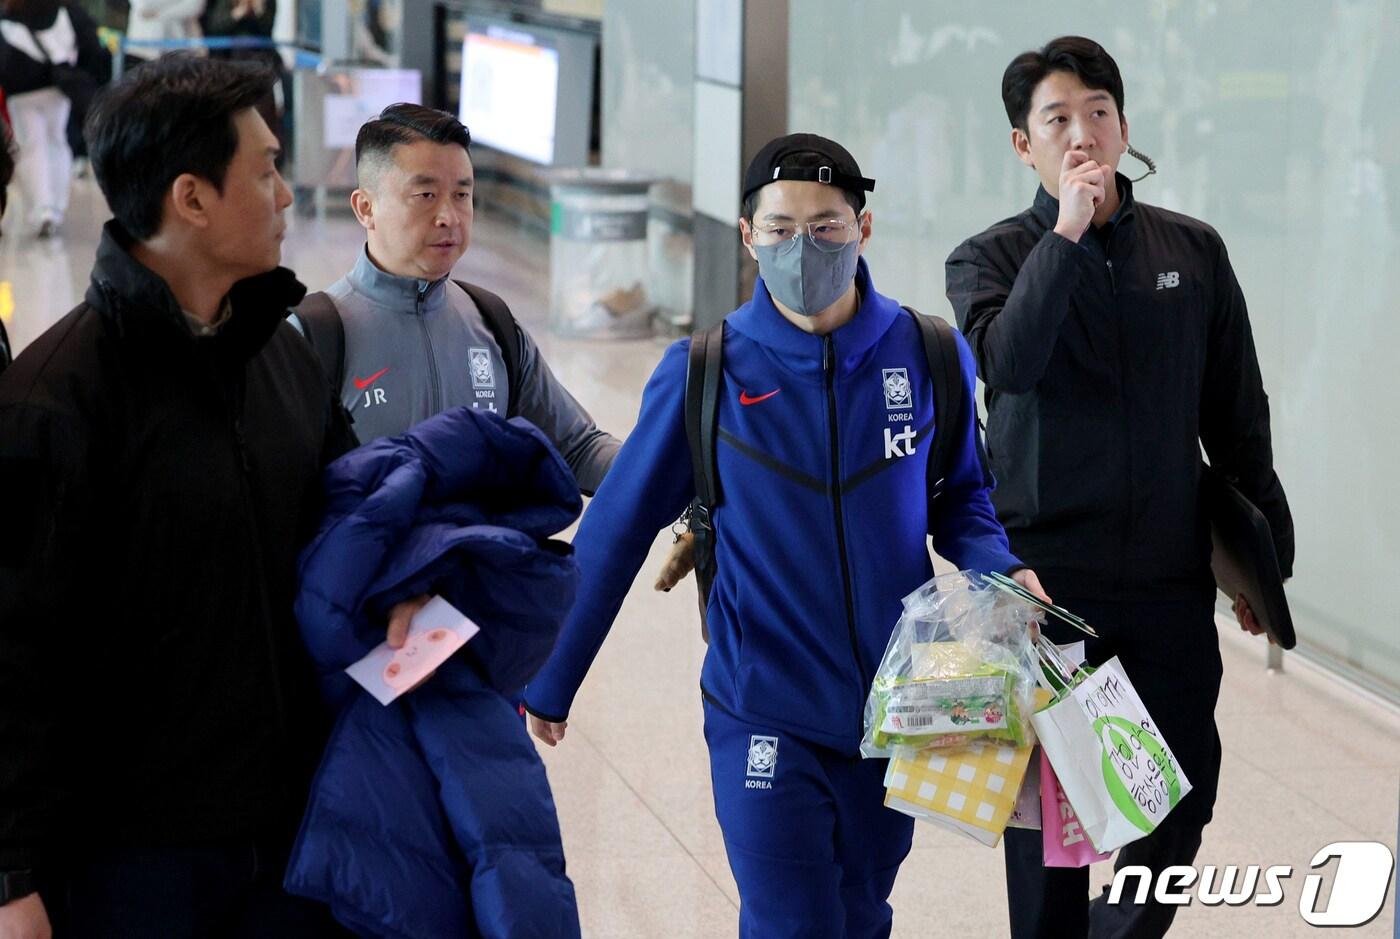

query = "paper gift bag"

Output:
[[1031, 655, 1192, 854], [1040, 747, 1111, 867], [883, 739, 1034, 847]]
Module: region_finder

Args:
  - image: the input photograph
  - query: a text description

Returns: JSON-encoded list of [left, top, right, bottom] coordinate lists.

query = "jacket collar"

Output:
[[1031, 171, 1138, 232], [85, 220, 307, 361], [345, 245, 453, 314], [726, 257, 902, 371]]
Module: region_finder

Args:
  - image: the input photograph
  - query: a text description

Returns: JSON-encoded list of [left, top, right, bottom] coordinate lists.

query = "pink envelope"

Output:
[[1040, 748, 1111, 867]]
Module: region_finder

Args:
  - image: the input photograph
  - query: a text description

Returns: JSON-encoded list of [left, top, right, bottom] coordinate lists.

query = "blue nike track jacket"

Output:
[[525, 260, 1022, 753]]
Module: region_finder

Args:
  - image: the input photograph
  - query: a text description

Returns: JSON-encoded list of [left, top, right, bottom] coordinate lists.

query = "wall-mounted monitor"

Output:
[[457, 18, 595, 167]]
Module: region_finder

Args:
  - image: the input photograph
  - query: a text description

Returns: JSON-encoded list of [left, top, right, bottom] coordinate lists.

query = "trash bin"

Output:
[[548, 169, 655, 339]]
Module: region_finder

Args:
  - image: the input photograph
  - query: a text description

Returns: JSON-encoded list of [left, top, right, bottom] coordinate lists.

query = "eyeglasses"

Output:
[[750, 216, 862, 254]]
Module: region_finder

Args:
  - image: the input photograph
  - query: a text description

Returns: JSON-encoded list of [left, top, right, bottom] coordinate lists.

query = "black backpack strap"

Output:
[[686, 324, 724, 517], [292, 291, 347, 395], [456, 280, 523, 417], [905, 306, 967, 504], [685, 323, 724, 632]]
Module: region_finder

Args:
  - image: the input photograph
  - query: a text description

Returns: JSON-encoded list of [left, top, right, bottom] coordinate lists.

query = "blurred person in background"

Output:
[[124, 0, 204, 64], [200, 0, 282, 149], [0, 0, 106, 237]]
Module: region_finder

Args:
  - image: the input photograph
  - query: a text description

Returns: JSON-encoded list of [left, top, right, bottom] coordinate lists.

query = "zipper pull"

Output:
[[823, 336, 833, 372]]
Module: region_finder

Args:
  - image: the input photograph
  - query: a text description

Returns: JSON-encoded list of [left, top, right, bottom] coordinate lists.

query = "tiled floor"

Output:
[[4, 176, 1397, 937]]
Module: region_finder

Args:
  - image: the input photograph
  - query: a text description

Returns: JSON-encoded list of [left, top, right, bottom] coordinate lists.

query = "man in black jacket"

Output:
[[946, 37, 1293, 939], [0, 55, 392, 938]]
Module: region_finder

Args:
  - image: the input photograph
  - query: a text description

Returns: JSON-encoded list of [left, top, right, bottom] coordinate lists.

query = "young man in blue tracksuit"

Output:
[[525, 134, 1047, 938]]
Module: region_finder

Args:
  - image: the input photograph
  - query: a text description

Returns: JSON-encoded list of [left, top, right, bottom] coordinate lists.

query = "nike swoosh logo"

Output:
[[353, 367, 390, 390], [739, 389, 780, 406]]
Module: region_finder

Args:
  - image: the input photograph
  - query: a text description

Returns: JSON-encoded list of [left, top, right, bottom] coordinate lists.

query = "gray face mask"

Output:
[[754, 237, 860, 317]]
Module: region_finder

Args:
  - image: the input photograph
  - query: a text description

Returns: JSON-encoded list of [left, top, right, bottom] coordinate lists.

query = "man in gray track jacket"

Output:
[[295, 103, 620, 494]]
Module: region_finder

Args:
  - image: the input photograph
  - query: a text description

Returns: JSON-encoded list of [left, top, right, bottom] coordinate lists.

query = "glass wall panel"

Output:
[[602, 0, 696, 180]]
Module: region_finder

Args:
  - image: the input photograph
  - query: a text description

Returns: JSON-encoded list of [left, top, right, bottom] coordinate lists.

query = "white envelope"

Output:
[[344, 596, 480, 705]]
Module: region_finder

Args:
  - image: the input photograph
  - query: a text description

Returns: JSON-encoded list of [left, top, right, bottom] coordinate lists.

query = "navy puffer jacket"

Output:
[[286, 406, 583, 939]]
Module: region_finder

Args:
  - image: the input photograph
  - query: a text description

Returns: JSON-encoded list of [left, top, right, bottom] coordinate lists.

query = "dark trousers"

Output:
[[1005, 589, 1223, 939], [38, 833, 351, 939]]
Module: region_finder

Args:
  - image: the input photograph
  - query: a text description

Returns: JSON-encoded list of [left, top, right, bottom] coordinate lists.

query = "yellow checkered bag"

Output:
[[883, 739, 1034, 845]]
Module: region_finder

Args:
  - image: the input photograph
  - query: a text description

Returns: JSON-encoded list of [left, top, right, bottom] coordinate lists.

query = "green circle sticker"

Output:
[[1092, 715, 1184, 833]]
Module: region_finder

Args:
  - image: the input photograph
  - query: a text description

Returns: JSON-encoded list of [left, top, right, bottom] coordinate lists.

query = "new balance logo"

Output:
[[1156, 272, 1180, 290], [885, 425, 917, 459]]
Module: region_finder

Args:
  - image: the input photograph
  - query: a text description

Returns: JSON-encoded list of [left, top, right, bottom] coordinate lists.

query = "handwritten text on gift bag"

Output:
[[1081, 670, 1187, 836]]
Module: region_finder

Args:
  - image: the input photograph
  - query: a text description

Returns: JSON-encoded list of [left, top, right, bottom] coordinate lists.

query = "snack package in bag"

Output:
[[1039, 748, 1111, 867], [1031, 651, 1192, 854], [862, 571, 1041, 756]]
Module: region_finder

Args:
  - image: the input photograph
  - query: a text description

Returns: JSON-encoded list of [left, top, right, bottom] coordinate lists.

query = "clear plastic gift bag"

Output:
[[861, 570, 1042, 757]]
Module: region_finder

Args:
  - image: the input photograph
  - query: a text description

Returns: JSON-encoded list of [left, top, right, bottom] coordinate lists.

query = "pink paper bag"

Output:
[[1040, 748, 1111, 867]]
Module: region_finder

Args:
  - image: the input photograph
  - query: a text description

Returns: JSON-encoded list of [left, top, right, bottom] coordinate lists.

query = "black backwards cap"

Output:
[[742, 133, 876, 211]]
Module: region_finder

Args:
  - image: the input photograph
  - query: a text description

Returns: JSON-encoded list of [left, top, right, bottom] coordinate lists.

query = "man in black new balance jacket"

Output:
[[946, 37, 1293, 939], [0, 57, 368, 938]]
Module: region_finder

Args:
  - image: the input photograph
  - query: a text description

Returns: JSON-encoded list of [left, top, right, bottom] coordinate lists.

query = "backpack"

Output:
[[683, 307, 975, 636], [293, 280, 525, 416]]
